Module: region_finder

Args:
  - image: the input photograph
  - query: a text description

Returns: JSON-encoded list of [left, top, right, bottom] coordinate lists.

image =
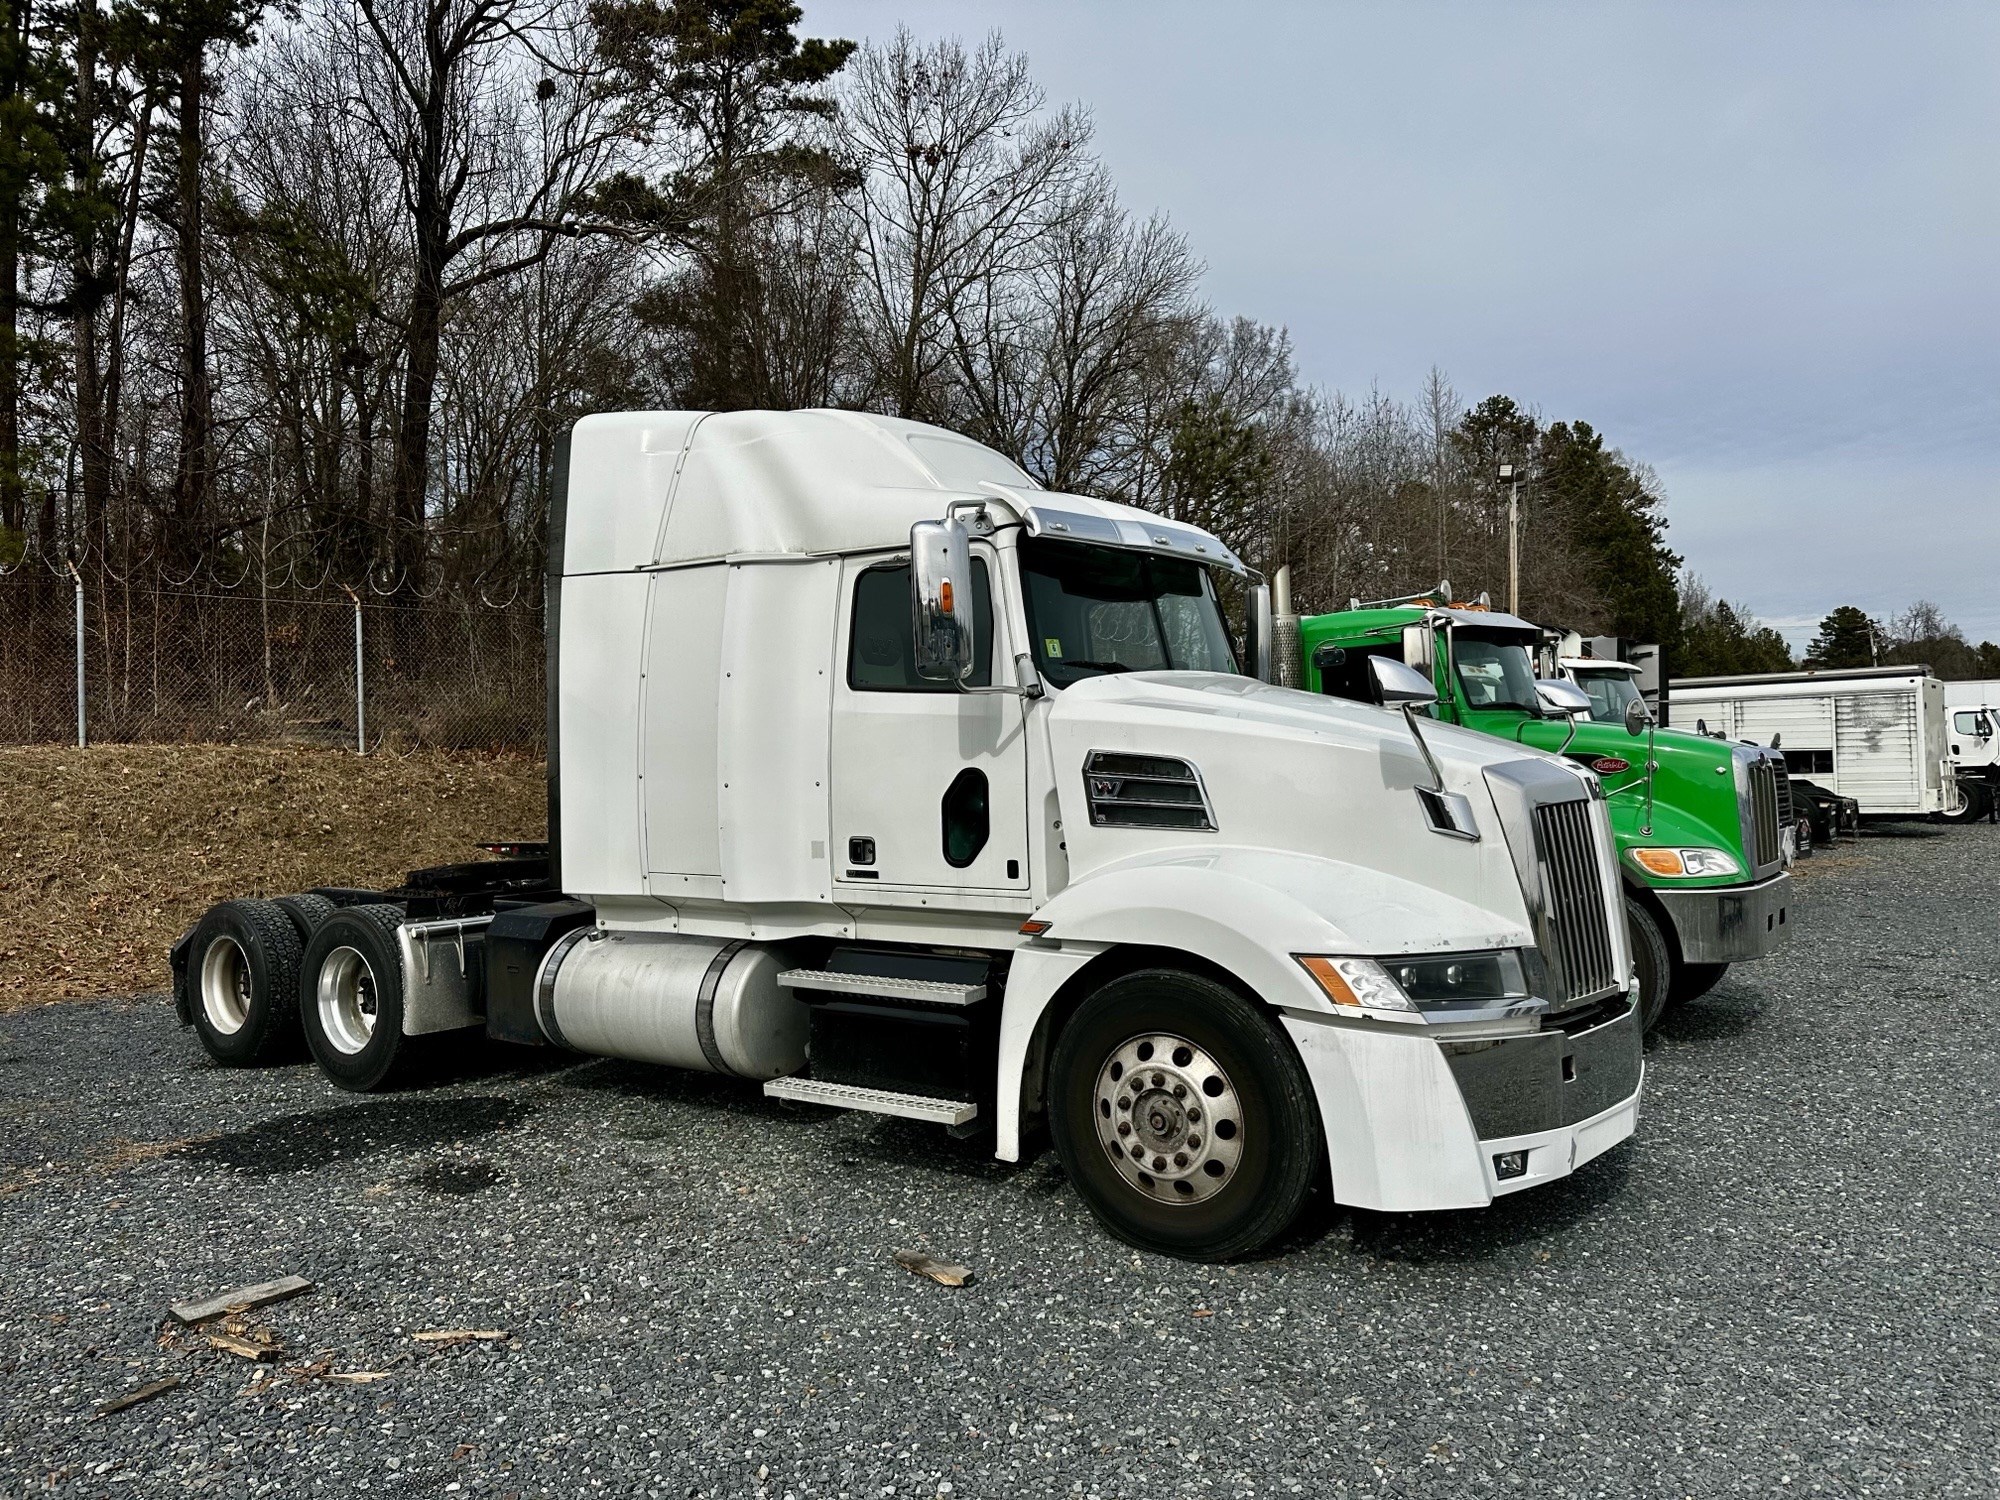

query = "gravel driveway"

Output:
[[3, 825, 1995, 1497]]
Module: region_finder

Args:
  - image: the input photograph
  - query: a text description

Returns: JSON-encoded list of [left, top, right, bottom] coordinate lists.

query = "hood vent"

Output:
[[1082, 752, 1216, 831]]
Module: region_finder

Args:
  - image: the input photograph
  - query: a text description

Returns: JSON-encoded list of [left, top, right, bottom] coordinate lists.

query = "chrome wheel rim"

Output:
[[1093, 1033, 1243, 1204], [199, 936, 252, 1035], [317, 946, 380, 1056]]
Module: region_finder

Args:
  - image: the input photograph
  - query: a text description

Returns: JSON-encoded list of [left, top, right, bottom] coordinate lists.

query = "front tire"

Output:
[[1941, 784, 1987, 824], [1669, 961, 1729, 1007], [1625, 898, 1671, 1033], [1049, 968, 1323, 1262], [299, 904, 419, 1092]]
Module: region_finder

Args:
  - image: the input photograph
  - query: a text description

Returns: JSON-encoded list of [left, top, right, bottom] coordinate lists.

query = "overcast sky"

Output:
[[801, 0, 2000, 649]]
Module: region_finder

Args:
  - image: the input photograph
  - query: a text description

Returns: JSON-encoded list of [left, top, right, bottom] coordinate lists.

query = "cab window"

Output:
[[847, 559, 993, 691], [1452, 635, 1540, 711], [1577, 671, 1643, 724]]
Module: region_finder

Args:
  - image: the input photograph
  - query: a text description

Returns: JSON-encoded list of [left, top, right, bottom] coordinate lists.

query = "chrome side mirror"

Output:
[[910, 518, 974, 684], [1369, 654, 1438, 708], [1245, 581, 1275, 683], [1535, 678, 1592, 716], [1401, 621, 1435, 672], [1626, 697, 1656, 738]]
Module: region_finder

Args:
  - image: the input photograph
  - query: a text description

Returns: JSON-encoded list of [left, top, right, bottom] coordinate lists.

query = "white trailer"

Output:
[[1672, 666, 1958, 818], [173, 410, 1644, 1262]]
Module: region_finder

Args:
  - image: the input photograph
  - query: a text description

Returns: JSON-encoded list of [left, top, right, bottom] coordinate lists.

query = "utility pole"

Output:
[[1498, 462, 1521, 615]]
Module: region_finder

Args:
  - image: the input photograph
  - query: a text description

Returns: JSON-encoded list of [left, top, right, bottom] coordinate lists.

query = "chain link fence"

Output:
[[0, 564, 544, 753]]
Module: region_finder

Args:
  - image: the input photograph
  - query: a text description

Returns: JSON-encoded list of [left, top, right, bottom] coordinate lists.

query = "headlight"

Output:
[[1295, 950, 1532, 1021], [1630, 846, 1740, 878], [1385, 950, 1529, 1005]]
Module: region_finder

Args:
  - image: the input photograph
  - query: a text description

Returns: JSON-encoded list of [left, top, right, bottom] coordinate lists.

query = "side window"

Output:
[[847, 558, 993, 691], [1311, 641, 1407, 704]]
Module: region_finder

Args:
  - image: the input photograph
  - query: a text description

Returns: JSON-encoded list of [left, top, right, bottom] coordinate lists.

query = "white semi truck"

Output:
[[172, 410, 1643, 1261], [1672, 666, 1959, 820]]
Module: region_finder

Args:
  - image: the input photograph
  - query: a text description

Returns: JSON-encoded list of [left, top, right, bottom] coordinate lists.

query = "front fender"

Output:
[[990, 845, 1533, 1160]]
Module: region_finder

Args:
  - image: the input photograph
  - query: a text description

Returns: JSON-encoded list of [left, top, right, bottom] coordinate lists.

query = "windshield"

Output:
[[1020, 538, 1239, 689], [1574, 669, 1643, 724], [1451, 633, 1541, 712]]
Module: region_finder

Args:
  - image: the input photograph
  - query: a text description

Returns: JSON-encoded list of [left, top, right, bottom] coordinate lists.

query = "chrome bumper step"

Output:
[[776, 969, 986, 1006], [762, 1076, 978, 1126]]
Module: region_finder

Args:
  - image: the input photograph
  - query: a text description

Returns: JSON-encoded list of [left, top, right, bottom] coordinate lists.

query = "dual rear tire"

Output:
[[185, 895, 421, 1092]]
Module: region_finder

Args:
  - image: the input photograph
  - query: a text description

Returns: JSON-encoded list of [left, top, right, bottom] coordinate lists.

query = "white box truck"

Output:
[[1940, 682, 2000, 820], [171, 410, 1643, 1261], [1672, 666, 1959, 819]]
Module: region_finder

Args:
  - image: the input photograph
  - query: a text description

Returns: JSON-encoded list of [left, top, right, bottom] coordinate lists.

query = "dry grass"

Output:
[[0, 744, 546, 1010]]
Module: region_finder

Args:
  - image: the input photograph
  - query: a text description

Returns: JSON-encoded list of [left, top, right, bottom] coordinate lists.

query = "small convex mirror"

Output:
[[1626, 696, 1655, 738], [910, 517, 974, 683], [1535, 678, 1592, 717], [1368, 654, 1439, 708]]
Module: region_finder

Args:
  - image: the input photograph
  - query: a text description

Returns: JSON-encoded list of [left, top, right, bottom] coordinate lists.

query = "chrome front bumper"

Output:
[[1654, 872, 1792, 964]]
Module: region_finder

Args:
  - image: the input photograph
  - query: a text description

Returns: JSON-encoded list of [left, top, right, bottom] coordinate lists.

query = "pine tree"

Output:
[[1806, 606, 1880, 668]]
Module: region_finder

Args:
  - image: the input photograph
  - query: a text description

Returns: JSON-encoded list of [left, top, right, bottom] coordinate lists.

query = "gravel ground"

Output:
[[2, 825, 1995, 1498]]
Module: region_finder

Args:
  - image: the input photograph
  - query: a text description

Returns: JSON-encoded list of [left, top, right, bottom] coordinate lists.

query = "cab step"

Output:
[[776, 969, 986, 1007], [762, 1076, 978, 1127]]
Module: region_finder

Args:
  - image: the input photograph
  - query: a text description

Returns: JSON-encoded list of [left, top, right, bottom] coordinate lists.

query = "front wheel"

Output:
[[1941, 784, 1987, 824], [1669, 961, 1729, 1007], [1049, 968, 1323, 1262], [1625, 898, 1670, 1033]]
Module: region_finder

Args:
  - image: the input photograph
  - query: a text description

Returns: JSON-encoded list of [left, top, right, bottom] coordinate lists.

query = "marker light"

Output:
[[939, 579, 955, 614], [1295, 956, 1417, 1014]]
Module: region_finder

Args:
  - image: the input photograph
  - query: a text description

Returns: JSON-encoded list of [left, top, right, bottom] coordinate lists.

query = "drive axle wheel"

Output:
[[187, 899, 305, 1066], [300, 904, 422, 1092], [1051, 968, 1322, 1262]]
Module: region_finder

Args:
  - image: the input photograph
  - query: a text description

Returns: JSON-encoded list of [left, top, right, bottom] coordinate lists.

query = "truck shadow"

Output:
[[556, 1057, 1036, 1182], [1305, 1145, 1637, 1266], [187, 1093, 531, 1176], [1649, 992, 1765, 1046]]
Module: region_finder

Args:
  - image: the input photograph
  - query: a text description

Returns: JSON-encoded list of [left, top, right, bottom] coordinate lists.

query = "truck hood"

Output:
[[1043, 672, 1584, 951], [1050, 670, 1552, 777]]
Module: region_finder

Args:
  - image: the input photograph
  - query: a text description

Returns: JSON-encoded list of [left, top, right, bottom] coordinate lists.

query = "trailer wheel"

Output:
[[186, 900, 306, 1066], [273, 893, 339, 944], [1625, 899, 1670, 1034], [1049, 968, 1322, 1262], [299, 904, 420, 1092]]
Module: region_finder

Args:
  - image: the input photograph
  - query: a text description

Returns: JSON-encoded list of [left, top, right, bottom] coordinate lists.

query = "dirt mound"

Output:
[[0, 745, 545, 1010]]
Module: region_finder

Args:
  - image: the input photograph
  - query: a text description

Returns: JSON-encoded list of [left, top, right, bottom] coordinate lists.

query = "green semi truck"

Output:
[[1286, 584, 1793, 1030]]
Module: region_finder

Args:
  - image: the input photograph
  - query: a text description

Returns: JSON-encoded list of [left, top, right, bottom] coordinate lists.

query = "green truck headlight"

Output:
[[1631, 846, 1741, 878]]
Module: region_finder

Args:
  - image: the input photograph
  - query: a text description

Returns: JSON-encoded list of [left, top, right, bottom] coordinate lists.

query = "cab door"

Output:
[[828, 548, 1030, 897]]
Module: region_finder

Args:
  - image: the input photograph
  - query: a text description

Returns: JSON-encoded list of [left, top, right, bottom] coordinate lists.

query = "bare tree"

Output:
[[841, 28, 1087, 419], [340, 0, 632, 587]]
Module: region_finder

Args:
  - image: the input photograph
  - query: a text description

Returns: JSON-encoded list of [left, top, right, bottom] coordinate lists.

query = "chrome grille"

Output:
[[1748, 758, 1782, 868], [1530, 799, 1619, 1005]]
